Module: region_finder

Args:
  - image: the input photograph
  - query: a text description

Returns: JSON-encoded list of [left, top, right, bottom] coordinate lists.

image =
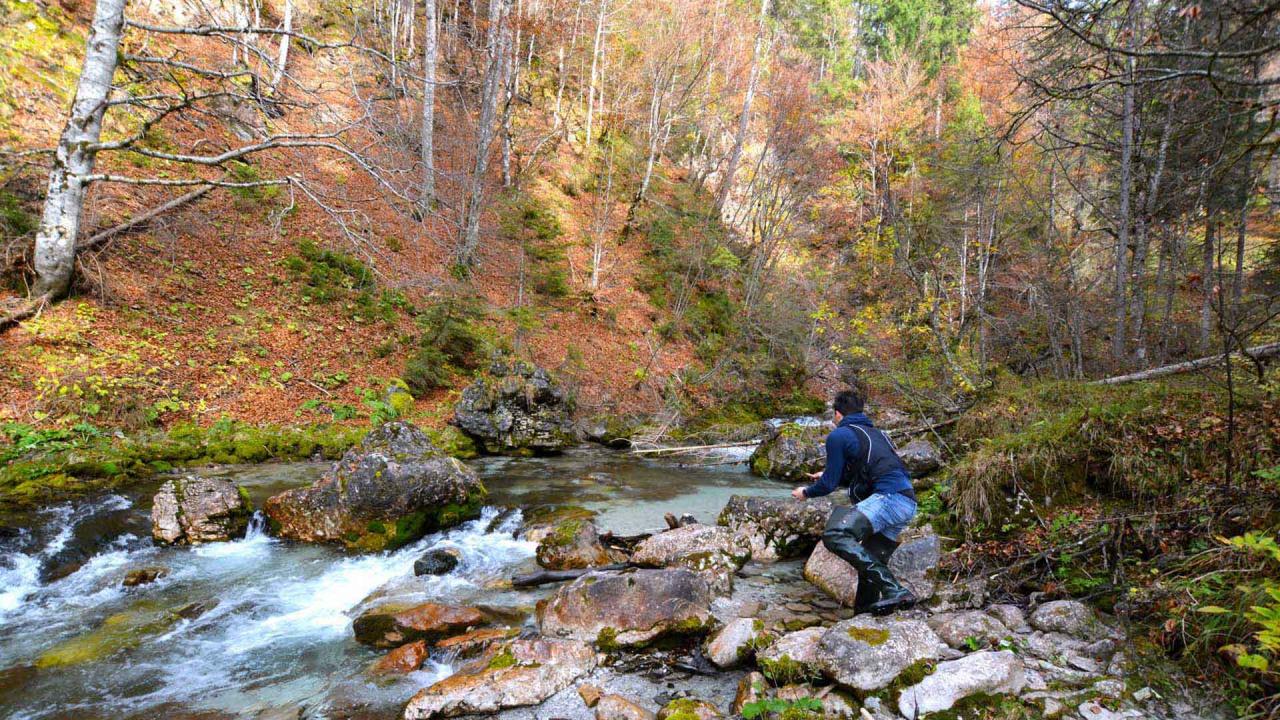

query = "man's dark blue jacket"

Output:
[[801, 413, 914, 500]]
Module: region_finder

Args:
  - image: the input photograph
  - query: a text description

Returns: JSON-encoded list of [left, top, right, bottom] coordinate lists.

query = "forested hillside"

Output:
[[1, 0, 1279, 716]]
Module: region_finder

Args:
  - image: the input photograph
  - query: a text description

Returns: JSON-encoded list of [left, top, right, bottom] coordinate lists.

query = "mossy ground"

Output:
[[0, 421, 365, 509]]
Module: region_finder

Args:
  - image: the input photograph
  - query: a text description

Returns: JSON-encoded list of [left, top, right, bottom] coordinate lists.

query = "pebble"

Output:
[[784, 602, 811, 613], [1067, 655, 1103, 673], [1093, 678, 1125, 699], [1132, 687, 1155, 702]]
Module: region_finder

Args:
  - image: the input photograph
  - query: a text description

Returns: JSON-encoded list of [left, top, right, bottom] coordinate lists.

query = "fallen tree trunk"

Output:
[[886, 416, 960, 439], [1092, 342, 1280, 385], [80, 184, 214, 252], [0, 294, 50, 331], [511, 563, 629, 588]]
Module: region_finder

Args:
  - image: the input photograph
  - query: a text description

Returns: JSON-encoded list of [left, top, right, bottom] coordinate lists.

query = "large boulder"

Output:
[[817, 617, 946, 691], [538, 568, 714, 648], [718, 495, 834, 562], [352, 602, 485, 648], [749, 423, 827, 481], [263, 422, 486, 552], [897, 438, 942, 478], [403, 637, 596, 719], [535, 519, 618, 570], [631, 524, 750, 595], [803, 542, 858, 607], [151, 475, 252, 544], [897, 650, 1025, 717], [453, 360, 576, 454]]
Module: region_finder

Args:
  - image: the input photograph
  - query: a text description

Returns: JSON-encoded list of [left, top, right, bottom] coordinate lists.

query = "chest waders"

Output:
[[823, 426, 917, 615]]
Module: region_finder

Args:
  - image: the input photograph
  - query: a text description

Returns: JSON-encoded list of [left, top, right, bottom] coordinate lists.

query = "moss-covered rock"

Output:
[[537, 568, 714, 648], [263, 421, 486, 551], [150, 475, 252, 544], [534, 518, 617, 569], [749, 423, 827, 482], [453, 360, 577, 455]]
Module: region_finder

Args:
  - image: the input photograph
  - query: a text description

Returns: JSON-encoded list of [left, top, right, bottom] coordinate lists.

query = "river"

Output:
[[0, 444, 782, 719]]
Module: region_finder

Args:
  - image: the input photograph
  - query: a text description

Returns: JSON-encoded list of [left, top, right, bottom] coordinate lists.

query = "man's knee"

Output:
[[822, 510, 875, 550]]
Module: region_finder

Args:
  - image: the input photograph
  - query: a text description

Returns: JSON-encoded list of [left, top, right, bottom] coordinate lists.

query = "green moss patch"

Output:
[[0, 421, 365, 509], [845, 625, 891, 646]]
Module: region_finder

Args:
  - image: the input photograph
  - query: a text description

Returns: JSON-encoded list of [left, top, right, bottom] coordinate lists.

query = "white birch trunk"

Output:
[[270, 0, 292, 91], [421, 0, 438, 206], [32, 0, 127, 299], [584, 0, 607, 150], [458, 0, 509, 265]]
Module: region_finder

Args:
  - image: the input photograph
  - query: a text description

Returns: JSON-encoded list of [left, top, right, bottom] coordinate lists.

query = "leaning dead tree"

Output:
[[6, 0, 410, 324]]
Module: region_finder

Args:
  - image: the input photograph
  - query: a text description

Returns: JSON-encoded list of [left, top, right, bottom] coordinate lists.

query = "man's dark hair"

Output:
[[833, 389, 864, 416]]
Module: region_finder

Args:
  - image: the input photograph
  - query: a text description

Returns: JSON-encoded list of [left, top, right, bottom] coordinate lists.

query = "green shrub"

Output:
[[499, 193, 569, 298], [403, 295, 494, 397]]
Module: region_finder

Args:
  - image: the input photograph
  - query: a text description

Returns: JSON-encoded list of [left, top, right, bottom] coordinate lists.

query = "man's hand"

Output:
[[791, 486, 807, 500], [805, 470, 823, 480]]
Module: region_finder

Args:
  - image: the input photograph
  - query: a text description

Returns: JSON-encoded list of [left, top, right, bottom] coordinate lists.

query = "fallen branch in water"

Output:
[[630, 440, 759, 456], [511, 564, 629, 588], [1092, 342, 1280, 385]]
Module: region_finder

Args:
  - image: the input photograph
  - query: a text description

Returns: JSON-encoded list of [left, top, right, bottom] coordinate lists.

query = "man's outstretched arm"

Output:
[[793, 429, 848, 500]]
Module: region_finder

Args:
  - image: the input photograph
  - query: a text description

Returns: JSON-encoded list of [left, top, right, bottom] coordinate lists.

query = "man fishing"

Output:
[[791, 388, 917, 615]]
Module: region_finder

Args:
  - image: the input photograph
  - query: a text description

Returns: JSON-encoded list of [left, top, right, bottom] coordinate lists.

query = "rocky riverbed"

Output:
[[0, 437, 1231, 720]]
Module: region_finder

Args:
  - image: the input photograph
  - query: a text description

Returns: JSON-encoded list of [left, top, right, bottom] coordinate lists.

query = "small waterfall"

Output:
[[245, 510, 268, 539]]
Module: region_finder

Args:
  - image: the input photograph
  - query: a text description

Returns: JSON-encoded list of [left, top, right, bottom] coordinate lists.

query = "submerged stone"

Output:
[[35, 601, 185, 668], [263, 421, 486, 552], [402, 637, 596, 719], [538, 568, 714, 648], [352, 602, 485, 648]]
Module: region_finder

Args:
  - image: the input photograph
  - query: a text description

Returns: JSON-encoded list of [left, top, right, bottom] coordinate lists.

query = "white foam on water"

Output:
[[0, 495, 134, 621], [0, 547, 41, 614]]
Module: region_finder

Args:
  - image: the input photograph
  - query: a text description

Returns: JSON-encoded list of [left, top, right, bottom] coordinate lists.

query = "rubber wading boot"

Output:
[[823, 511, 915, 615]]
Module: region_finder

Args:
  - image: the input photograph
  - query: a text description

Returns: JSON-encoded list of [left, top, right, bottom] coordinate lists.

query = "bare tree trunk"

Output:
[[1129, 110, 1171, 362], [583, 0, 608, 151], [1111, 0, 1139, 361], [457, 0, 509, 266], [715, 0, 770, 214], [1233, 148, 1253, 311], [270, 0, 292, 91], [1200, 212, 1218, 351], [32, 0, 127, 299], [421, 0, 438, 206]]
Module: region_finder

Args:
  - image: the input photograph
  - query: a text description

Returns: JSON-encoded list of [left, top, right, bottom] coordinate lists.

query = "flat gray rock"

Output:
[[897, 650, 1024, 717], [817, 617, 946, 691]]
